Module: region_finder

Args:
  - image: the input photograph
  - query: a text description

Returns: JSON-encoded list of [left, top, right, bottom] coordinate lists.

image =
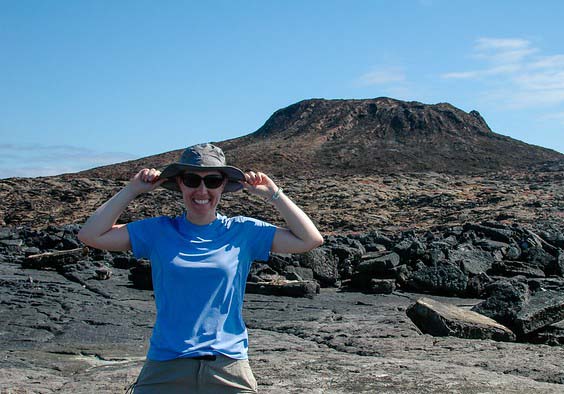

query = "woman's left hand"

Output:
[[241, 171, 278, 201]]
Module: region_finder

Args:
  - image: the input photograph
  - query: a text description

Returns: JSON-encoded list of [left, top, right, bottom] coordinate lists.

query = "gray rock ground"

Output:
[[1, 260, 564, 393]]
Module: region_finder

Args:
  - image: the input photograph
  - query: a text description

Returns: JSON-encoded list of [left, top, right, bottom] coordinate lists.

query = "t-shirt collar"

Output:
[[179, 212, 224, 235]]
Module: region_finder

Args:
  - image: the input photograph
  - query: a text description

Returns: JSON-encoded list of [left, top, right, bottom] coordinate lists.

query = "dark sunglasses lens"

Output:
[[182, 174, 201, 188], [203, 175, 224, 189], [182, 174, 224, 189]]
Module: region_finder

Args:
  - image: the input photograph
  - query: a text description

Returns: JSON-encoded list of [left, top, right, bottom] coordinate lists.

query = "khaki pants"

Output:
[[130, 355, 258, 394]]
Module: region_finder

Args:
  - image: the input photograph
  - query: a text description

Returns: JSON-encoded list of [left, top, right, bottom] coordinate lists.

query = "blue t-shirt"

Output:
[[127, 213, 276, 361]]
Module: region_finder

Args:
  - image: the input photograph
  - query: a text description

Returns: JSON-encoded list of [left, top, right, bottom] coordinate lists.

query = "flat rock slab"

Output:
[[3, 258, 564, 392], [531, 319, 564, 346], [357, 251, 400, 275], [514, 289, 564, 335], [246, 280, 320, 298], [407, 297, 516, 342], [3, 328, 564, 393]]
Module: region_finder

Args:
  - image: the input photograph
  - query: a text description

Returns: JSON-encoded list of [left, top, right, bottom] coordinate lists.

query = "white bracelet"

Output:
[[270, 187, 283, 202]]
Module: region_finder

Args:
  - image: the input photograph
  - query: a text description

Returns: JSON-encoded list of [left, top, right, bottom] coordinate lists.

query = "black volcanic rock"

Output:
[[473, 278, 564, 338], [406, 297, 516, 342]]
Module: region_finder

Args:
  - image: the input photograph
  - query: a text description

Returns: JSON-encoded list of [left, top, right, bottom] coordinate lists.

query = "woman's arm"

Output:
[[77, 168, 165, 251], [241, 171, 324, 254]]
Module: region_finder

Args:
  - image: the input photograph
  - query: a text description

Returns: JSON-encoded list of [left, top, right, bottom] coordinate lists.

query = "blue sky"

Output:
[[1, 0, 563, 178]]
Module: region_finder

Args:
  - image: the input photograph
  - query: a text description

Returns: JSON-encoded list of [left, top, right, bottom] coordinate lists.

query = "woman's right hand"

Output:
[[128, 168, 167, 196]]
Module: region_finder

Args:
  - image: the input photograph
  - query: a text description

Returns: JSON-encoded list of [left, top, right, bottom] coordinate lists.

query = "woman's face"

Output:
[[177, 170, 226, 225]]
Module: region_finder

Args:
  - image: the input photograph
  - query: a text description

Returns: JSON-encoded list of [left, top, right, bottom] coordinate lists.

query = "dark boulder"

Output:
[[464, 223, 513, 243], [467, 272, 494, 298], [475, 239, 510, 252], [471, 279, 530, 329], [356, 231, 394, 249], [522, 247, 557, 276], [355, 251, 400, 278], [349, 252, 400, 290], [512, 281, 564, 336], [129, 260, 152, 290], [523, 228, 559, 256], [490, 260, 546, 278], [473, 278, 564, 337], [393, 264, 410, 288], [407, 297, 515, 342], [111, 254, 139, 269], [406, 261, 469, 296], [21, 226, 80, 251], [266, 253, 296, 273], [0, 227, 14, 240], [284, 266, 315, 281], [424, 246, 446, 266], [249, 262, 280, 282], [246, 280, 320, 298], [538, 228, 564, 249], [447, 244, 494, 276], [527, 319, 564, 346], [325, 236, 366, 279], [556, 250, 564, 277], [393, 238, 426, 264], [295, 247, 339, 287], [21, 248, 87, 270], [505, 244, 522, 260], [367, 279, 396, 294]]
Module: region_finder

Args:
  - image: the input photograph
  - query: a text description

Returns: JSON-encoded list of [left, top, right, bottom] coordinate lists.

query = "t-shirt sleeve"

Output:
[[244, 217, 277, 262], [127, 216, 165, 260]]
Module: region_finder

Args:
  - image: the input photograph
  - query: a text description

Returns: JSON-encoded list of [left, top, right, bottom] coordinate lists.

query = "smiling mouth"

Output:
[[194, 199, 210, 205]]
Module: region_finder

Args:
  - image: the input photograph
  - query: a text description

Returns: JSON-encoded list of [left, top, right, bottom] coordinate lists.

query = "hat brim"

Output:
[[159, 163, 245, 193]]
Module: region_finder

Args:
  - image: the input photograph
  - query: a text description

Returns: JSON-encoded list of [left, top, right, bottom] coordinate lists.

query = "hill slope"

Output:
[[220, 97, 561, 176], [74, 97, 562, 180]]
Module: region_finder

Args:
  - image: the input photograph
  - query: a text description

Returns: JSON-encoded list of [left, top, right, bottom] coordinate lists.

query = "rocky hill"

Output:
[[2, 97, 563, 231], [71, 97, 563, 180]]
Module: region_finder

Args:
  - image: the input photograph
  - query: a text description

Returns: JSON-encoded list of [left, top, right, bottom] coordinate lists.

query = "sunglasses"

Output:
[[181, 173, 225, 189]]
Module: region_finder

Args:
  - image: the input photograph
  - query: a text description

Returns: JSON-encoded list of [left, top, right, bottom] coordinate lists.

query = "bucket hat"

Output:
[[159, 143, 244, 193]]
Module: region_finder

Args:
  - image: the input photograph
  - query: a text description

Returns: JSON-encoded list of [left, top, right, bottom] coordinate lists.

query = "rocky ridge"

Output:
[[69, 98, 563, 180], [1, 162, 563, 232]]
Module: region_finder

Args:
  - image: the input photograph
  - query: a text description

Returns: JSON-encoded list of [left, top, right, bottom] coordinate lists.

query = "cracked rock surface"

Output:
[[2, 256, 564, 393], [0, 154, 562, 392]]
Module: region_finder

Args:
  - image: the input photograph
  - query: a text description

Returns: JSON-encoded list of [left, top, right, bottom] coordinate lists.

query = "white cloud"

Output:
[[442, 64, 521, 80], [5, 165, 86, 178], [542, 111, 564, 119], [475, 38, 530, 50], [442, 71, 480, 80], [474, 38, 537, 64], [442, 37, 564, 109], [514, 70, 564, 91], [529, 54, 564, 69], [357, 67, 406, 86], [0, 143, 137, 179], [539, 111, 564, 124], [501, 89, 564, 109]]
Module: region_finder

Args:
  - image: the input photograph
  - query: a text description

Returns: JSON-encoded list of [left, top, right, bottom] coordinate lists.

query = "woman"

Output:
[[77, 143, 324, 393]]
